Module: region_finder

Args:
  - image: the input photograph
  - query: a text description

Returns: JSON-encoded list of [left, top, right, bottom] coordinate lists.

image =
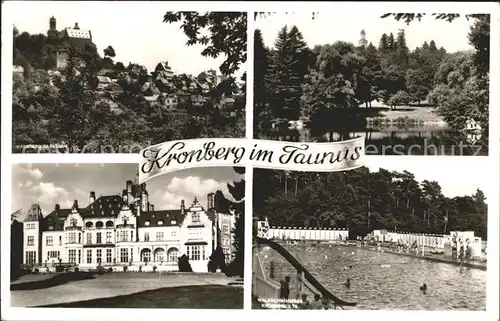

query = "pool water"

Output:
[[257, 243, 486, 310]]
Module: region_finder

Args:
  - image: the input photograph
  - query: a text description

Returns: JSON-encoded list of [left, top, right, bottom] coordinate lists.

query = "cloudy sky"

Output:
[[256, 12, 475, 52], [11, 164, 243, 219], [7, 1, 246, 77], [365, 157, 490, 200]]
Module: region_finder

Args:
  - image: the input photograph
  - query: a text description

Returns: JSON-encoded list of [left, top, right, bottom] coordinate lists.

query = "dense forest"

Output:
[[254, 14, 490, 139], [253, 168, 487, 240], [12, 13, 246, 152]]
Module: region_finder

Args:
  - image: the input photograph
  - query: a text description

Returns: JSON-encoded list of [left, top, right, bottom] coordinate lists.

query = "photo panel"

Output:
[[10, 1, 247, 154], [253, 11, 490, 156], [10, 163, 244, 309], [252, 157, 489, 310]]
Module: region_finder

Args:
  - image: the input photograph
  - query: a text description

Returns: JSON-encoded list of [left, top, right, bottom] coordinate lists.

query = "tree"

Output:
[[52, 47, 112, 150], [224, 167, 245, 278], [387, 90, 411, 110], [163, 12, 246, 76], [254, 29, 270, 132], [103, 45, 116, 58], [405, 68, 428, 103]]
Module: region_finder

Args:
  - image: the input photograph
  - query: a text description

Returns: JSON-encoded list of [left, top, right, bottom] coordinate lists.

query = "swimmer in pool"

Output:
[[344, 278, 351, 289]]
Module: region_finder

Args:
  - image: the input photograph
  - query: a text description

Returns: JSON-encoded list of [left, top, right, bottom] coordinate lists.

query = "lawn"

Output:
[[39, 284, 243, 309]]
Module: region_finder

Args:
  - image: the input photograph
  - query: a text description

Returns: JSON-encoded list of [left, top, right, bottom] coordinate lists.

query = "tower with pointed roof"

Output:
[[359, 29, 368, 48]]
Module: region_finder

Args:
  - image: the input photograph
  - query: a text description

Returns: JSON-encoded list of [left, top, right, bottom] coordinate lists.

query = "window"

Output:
[[48, 251, 59, 258], [78, 250, 81, 264], [189, 246, 201, 260], [86, 233, 92, 244], [70, 218, 78, 227], [78, 233, 82, 244], [202, 246, 206, 260], [106, 249, 112, 263], [69, 249, 77, 264], [26, 251, 36, 264], [171, 220, 176, 225], [106, 232, 112, 243], [131, 231, 134, 241], [167, 248, 178, 262], [192, 213, 200, 223], [119, 230, 128, 242], [171, 230, 177, 237], [222, 225, 229, 235], [86, 249, 92, 264], [144, 232, 150, 242], [145, 221, 150, 226], [96, 232, 102, 244], [68, 232, 76, 244], [26, 223, 36, 229], [27, 236, 34, 246], [158, 220, 163, 225], [59, 236, 62, 245], [45, 235, 53, 246], [120, 248, 128, 263], [156, 232, 164, 241], [131, 248, 134, 262], [96, 249, 102, 263]]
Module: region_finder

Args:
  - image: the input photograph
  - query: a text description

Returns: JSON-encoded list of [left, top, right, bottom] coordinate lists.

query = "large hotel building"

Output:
[[22, 176, 236, 273]]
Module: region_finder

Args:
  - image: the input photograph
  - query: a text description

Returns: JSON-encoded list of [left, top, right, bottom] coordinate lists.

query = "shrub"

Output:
[[207, 246, 226, 273], [108, 267, 113, 273], [178, 254, 193, 272], [152, 265, 157, 272], [123, 265, 128, 272], [74, 267, 79, 273], [139, 265, 142, 272], [34, 268, 40, 274]]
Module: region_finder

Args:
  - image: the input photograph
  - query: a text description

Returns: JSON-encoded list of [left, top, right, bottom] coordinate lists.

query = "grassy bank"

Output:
[[40, 284, 243, 309]]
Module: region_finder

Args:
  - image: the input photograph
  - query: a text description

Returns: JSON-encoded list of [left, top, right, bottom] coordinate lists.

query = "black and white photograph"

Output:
[[10, 164, 244, 308], [252, 158, 488, 310], [10, 1, 247, 153], [253, 11, 490, 155]]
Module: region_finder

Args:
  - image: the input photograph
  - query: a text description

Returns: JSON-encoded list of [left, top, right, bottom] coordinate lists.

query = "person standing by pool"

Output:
[[279, 276, 291, 299], [310, 294, 323, 309], [298, 294, 311, 309]]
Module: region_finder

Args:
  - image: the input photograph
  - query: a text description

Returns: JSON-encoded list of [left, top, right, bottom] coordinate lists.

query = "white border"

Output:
[[2, 2, 499, 321]]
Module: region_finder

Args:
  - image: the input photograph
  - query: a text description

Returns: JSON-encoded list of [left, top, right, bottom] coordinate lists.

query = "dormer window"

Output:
[[145, 221, 150, 226], [158, 220, 163, 225], [192, 213, 200, 223], [171, 220, 176, 225]]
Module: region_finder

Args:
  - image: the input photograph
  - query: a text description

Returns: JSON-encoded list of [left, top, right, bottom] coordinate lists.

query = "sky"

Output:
[[11, 164, 243, 219], [365, 157, 490, 200], [256, 12, 475, 52], [7, 1, 246, 77]]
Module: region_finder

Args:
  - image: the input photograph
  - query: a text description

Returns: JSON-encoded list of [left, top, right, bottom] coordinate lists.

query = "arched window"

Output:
[[141, 248, 151, 263], [85, 222, 93, 228], [105, 221, 114, 228], [154, 248, 165, 262], [167, 247, 179, 262], [95, 221, 104, 229]]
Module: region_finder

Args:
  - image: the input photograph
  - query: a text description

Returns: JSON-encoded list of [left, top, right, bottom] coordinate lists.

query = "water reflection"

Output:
[[261, 126, 488, 156], [257, 244, 486, 310]]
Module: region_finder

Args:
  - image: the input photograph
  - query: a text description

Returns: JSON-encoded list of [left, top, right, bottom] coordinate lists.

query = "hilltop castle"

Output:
[[47, 16, 94, 69]]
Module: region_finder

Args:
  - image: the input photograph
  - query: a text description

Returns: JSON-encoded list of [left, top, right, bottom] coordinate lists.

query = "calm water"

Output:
[[257, 244, 486, 310], [261, 127, 488, 156]]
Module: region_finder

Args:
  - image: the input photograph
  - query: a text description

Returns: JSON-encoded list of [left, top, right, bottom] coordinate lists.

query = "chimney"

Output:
[[89, 191, 96, 205], [150, 204, 154, 211], [72, 200, 78, 210], [55, 204, 60, 211], [181, 200, 185, 215], [74, 22, 80, 30], [126, 180, 133, 204]]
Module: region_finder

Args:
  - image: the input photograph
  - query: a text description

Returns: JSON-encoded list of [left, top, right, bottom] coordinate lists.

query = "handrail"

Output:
[[255, 237, 357, 307]]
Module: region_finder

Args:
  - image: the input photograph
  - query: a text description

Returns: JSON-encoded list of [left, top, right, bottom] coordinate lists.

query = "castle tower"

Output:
[[141, 183, 149, 212], [47, 16, 59, 38], [23, 204, 43, 265], [89, 191, 96, 205], [359, 29, 368, 48]]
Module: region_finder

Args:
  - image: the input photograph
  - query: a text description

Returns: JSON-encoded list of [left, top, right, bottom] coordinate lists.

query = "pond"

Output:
[[256, 243, 486, 310], [261, 126, 488, 156]]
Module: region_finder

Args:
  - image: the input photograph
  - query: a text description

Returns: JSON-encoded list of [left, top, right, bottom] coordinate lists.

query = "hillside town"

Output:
[[12, 16, 245, 152]]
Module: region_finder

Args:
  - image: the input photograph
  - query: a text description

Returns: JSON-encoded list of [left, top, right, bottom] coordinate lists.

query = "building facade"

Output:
[[22, 177, 236, 273]]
